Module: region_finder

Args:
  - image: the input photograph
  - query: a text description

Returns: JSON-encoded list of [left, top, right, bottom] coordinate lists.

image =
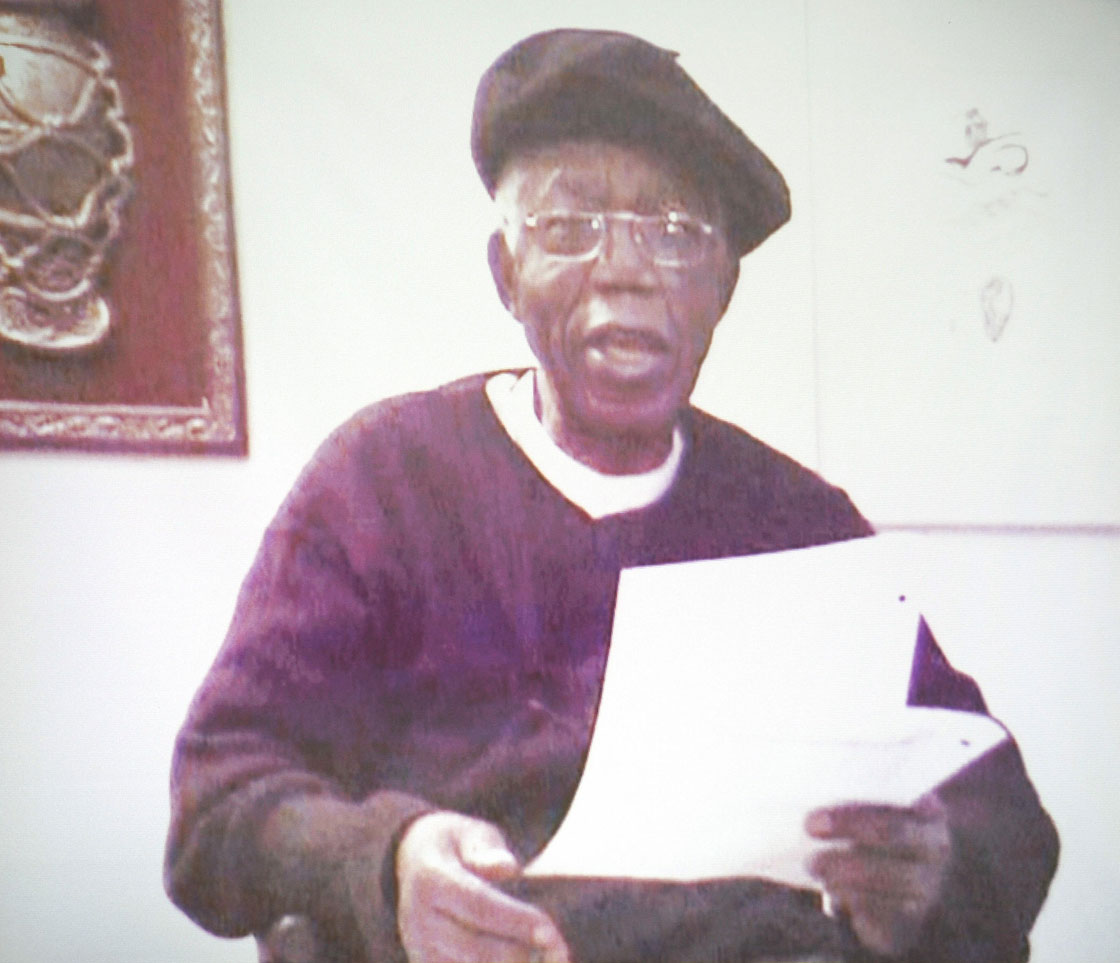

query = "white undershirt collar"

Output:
[[485, 370, 684, 520]]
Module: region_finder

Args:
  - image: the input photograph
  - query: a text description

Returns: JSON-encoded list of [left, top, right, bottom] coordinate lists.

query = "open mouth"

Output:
[[582, 326, 672, 382]]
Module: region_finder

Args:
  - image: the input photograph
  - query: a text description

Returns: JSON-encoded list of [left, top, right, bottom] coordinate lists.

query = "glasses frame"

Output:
[[522, 209, 717, 269]]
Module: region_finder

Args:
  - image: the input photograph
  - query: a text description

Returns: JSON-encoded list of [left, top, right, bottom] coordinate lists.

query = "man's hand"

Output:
[[805, 795, 952, 958], [396, 811, 570, 963]]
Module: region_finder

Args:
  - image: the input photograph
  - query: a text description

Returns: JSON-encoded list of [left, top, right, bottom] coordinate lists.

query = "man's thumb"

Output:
[[458, 824, 520, 880]]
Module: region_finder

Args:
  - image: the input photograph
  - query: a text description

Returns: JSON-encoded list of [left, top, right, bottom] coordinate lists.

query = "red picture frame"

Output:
[[0, 0, 246, 454]]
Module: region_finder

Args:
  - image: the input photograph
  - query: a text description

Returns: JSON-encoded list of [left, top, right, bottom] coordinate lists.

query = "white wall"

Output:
[[0, 1, 1116, 961]]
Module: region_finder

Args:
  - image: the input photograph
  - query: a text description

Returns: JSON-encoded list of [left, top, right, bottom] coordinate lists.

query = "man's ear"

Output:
[[488, 230, 515, 312]]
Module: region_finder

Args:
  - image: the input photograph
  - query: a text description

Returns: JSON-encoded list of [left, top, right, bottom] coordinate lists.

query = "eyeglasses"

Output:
[[522, 209, 716, 268]]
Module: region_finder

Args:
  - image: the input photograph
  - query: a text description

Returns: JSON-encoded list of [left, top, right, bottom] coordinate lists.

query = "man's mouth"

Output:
[[581, 327, 672, 382]]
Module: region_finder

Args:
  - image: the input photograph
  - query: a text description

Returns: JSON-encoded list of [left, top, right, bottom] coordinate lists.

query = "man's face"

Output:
[[498, 140, 737, 472]]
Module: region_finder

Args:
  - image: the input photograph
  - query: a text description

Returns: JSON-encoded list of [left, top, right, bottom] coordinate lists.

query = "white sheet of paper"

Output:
[[526, 535, 1008, 889]]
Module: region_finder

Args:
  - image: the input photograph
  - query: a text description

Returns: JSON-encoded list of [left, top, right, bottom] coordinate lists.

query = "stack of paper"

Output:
[[526, 535, 1007, 889]]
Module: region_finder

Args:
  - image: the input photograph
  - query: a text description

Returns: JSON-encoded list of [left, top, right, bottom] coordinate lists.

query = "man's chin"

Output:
[[575, 388, 683, 448]]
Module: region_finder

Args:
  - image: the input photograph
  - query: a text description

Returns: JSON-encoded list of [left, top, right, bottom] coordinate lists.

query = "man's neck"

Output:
[[485, 371, 684, 520], [534, 375, 678, 476]]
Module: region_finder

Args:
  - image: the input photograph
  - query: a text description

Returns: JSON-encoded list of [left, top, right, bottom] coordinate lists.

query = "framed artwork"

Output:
[[0, 0, 246, 454]]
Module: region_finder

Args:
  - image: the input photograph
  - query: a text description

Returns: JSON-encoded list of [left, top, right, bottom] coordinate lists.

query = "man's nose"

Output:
[[592, 216, 658, 285]]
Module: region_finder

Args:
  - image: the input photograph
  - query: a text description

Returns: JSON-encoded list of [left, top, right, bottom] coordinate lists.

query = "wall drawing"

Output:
[[943, 108, 1043, 343]]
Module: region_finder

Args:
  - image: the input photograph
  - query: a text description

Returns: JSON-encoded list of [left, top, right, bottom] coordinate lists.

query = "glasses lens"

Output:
[[641, 214, 711, 266], [527, 211, 713, 265], [531, 213, 601, 258]]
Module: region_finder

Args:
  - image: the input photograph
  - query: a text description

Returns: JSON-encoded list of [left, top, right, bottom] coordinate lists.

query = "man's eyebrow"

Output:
[[526, 163, 701, 213], [638, 191, 694, 212], [532, 166, 608, 207], [537, 166, 568, 197]]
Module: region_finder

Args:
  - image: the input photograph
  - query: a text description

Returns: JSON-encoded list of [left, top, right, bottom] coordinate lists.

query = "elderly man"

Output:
[[166, 29, 1057, 963]]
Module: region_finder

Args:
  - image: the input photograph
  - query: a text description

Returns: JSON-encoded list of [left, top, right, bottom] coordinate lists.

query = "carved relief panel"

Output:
[[0, 0, 245, 454]]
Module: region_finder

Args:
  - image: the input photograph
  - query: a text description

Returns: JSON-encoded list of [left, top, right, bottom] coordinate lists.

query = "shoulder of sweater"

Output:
[[307, 371, 517, 465], [277, 372, 516, 522], [684, 405, 821, 484], [683, 405, 873, 530], [341, 371, 500, 437]]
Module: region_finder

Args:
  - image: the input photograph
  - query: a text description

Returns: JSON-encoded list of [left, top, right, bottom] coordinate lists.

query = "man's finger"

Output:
[[806, 802, 945, 852], [422, 915, 543, 963], [428, 898, 569, 963], [397, 813, 570, 962], [427, 866, 560, 949], [833, 887, 930, 957], [457, 825, 521, 881], [533, 923, 572, 963], [809, 846, 930, 898], [402, 875, 560, 963]]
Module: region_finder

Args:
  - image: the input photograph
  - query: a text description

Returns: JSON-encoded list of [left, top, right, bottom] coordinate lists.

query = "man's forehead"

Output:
[[505, 139, 715, 211]]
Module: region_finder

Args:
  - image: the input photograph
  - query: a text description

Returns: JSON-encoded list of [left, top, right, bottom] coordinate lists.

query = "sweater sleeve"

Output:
[[164, 426, 435, 961], [900, 620, 1059, 963]]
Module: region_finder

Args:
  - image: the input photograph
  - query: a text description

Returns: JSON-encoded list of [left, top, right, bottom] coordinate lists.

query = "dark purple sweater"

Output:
[[166, 373, 1057, 962]]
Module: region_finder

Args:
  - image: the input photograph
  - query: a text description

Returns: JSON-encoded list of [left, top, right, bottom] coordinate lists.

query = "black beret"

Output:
[[471, 28, 791, 258]]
